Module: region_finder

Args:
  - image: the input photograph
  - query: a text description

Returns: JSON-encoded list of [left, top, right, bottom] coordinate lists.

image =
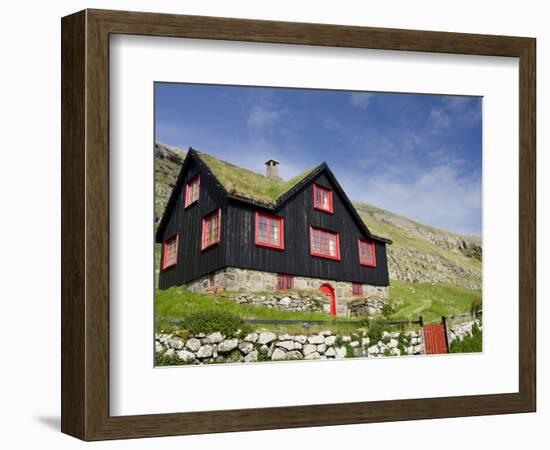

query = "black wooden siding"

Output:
[[158, 158, 227, 290], [158, 162, 389, 290], [225, 172, 389, 286]]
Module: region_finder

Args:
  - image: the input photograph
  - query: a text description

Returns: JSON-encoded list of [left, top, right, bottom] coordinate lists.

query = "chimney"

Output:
[[265, 159, 281, 180]]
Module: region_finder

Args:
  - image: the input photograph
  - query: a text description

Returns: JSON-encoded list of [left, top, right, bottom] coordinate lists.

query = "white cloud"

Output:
[[350, 92, 374, 110], [429, 96, 481, 134], [335, 162, 482, 236], [247, 106, 280, 128]]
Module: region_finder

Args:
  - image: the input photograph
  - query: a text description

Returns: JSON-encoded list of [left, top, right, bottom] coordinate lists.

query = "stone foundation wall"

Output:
[[156, 327, 425, 366], [187, 267, 389, 316]]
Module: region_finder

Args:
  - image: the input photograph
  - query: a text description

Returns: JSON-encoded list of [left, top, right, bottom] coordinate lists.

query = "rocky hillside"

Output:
[[155, 143, 482, 290]]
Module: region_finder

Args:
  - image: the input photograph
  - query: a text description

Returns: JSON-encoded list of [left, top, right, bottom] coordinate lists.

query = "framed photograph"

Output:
[[61, 9, 536, 441]]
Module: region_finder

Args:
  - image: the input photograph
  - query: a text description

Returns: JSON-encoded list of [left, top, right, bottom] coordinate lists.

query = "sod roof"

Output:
[[194, 150, 319, 206]]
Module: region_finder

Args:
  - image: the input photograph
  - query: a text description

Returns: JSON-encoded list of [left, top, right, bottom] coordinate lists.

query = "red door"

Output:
[[423, 323, 448, 354], [320, 284, 336, 316]]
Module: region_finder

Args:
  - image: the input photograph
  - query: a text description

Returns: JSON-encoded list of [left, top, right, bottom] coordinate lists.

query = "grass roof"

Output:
[[195, 150, 318, 206]]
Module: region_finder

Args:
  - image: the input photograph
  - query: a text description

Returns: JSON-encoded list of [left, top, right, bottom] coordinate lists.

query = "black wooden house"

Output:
[[156, 147, 391, 316]]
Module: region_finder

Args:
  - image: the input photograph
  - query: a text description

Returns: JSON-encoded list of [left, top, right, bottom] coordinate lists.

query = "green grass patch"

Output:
[[389, 280, 482, 323], [156, 286, 366, 334]]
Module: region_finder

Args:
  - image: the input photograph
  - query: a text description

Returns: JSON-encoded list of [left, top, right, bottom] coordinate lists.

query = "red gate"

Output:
[[423, 323, 448, 354]]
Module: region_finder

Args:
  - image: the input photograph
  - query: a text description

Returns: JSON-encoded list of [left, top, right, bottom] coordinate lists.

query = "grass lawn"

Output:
[[155, 279, 481, 334], [389, 280, 481, 323], [155, 287, 370, 334]]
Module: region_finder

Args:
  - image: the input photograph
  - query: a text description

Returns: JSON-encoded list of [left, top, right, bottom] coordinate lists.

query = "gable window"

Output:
[[358, 239, 376, 267], [277, 274, 294, 291], [310, 226, 340, 260], [352, 283, 364, 296], [201, 209, 221, 250], [255, 212, 285, 249], [313, 184, 333, 213], [162, 234, 179, 270], [185, 175, 200, 207]]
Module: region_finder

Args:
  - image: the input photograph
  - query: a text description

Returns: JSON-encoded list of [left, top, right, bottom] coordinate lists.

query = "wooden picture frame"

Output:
[[61, 9, 536, 441]]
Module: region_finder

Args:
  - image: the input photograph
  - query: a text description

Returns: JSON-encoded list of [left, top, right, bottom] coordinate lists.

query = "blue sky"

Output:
[[155, 83, 482, 237]]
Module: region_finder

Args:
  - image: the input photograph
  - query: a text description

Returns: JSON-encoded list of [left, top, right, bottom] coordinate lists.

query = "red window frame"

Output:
[[201, 208, 221, 250], [255, 212, 285, 250], [162, 234, 179, 270], [185, 174, 200, 208], [276, 274, 294, 291], [352, 282, 364, 296], [313, 184, 334, 214], [358, 239, 377, 267], [309, 226, 341, 260]]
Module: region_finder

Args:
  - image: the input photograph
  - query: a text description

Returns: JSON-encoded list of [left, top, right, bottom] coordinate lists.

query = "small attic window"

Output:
[[313, 184, 333, 213], [185, 175, 200, 208]]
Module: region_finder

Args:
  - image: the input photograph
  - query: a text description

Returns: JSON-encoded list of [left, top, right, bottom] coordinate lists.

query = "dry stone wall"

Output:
[[448, 319, 482, 344], [156, 328, 425, 366], [348, 298, 390, 318]]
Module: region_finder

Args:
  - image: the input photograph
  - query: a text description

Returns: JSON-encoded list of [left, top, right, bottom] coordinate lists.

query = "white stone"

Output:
[[368, 345, 380, 355], [361, 337, 370, 346], [244, 332, 259, 343], [279, 297, 292, 306], [244, 351, 258, 363], [320, 330, 332, 337], [341, 336, 352, 343], [196, 345, 213, 358], [317, 344, 327, 354], [406, 346, 414, 355], [287, 351, 304, 360], [294, 342, 303, 350], [391, 348, 401, 356], [155, 342, 164, 353], [305, 352, 321, 360], [335, 346, 347, 358], [177, 350, 196, 362], [390, 332, 400, 338], [164, 348, 175, 358], [307, 335, 325, 344], [169, 338, 185, 350], [413, 344, 424, 354], [218, 339, 239, 353], [302, 344, 317, 356], [388, 338, 398, 348], [324, 336, 337, 346], [382, 331, 391, 339], [349, 341, 360, 348], [276, 341, 295, 351], [325, 347, 336, 357], [238, 341, 254, 354], [258, 331, 277, 345], [294, 335, 308, 344], [185, 338, 201, 352], [206, 332, 223, 344], [271, 348, 287, 361], [259, 344, 269, 354], [278, 333, 293, 341]]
